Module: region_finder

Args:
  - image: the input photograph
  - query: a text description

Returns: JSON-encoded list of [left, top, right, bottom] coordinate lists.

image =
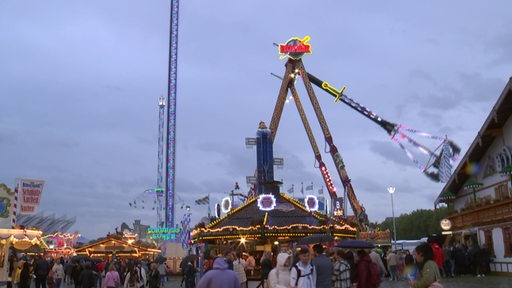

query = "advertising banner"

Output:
[[18, 179, 45, 214]]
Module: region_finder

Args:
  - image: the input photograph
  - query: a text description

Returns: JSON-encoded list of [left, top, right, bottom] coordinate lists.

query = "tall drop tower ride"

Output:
[[165, 0, 179, 228], [156, 96, 166, 228]]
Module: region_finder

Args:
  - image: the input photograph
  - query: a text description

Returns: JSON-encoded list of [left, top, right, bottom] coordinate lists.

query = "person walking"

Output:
[[34, 255, 51, 288], [52, 258, 65, 288], [72, 262, 83, 288], [268, 252, 292, 288], [19, 261, 32, 288], [245, 252, 256, 277], [386, 250, 398, 281], [232, 252, 247, 288], [104, 265, 121, 288], [356, 249, 379, 288], [369, 250, 386, 278], [196, 257, 240, 288], [79, 263, 97, 288], [290, 247, 316, 288], [157, 262, 167, 285], [14, 260, 25, 288], [124, 266, 140, 288], [258, 251, 273, 288], [332, 250, 351, 288], [183, 258, 197, 288], [409, 243, 442, 288], [65, 261, 74, 285], [146, 263, 161, 288], [136, 262, 147, 288], [312, 244, 332, 288]]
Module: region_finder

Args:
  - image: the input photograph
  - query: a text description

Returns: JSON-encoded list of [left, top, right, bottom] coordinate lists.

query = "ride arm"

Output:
[[296, 61, 369, 230], [306, 72, 397, 135], [289, 83, 337, 200]]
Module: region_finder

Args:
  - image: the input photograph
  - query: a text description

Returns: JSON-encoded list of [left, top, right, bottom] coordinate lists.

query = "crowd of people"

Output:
[[9, 254, 171, 288], [184, 240, 493, 288], [7, 239, 492, 288]]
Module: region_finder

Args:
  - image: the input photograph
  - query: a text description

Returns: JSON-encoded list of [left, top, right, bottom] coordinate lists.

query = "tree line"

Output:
[[370, 206, 450, 240]]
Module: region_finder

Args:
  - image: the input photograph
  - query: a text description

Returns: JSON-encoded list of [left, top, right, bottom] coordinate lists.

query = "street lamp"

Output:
[[387, 186, 397, 250]]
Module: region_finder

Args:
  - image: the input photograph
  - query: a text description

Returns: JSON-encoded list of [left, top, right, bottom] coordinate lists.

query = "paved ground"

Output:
[[162, 274, 512, 288], [379, 274, 511, 288]]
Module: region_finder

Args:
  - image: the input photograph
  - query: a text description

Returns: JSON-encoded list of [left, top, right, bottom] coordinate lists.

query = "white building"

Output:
[[435, 77, 512, 275]]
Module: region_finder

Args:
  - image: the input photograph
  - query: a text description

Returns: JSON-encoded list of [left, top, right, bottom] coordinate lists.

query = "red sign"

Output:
[[278, 36, 312, 60]]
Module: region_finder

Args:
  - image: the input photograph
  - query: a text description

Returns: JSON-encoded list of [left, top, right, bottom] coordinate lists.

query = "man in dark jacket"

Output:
[[312, 244, 333, 288], [79, 263, 97, 288], [34, 255, 50, 288]]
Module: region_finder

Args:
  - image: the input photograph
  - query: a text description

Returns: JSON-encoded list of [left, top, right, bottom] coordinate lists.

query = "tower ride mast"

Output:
[[157, 96, 166, 228], [165, 0, 179, 228]]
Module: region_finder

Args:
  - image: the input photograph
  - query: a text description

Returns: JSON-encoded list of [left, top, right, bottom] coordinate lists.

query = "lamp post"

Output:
[[387, 186, 397, 250]]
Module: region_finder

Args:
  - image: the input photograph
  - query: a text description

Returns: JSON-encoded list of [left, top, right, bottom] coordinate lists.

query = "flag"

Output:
[[318, 187, 323, 195], [287, 185, 294, 194], [301, 182, 304, 195], [306, 182, 313, 191], [439, 142, 453, 183], [195, 196, 210, 205]]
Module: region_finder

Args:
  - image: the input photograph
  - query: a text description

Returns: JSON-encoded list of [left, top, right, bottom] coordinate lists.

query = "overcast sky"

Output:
[[1, 1, 511, 239]]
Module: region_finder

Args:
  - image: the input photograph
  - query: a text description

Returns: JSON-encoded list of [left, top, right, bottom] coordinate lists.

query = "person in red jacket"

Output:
[[430, 243, 445, 276], [356, 250, 380, 288]]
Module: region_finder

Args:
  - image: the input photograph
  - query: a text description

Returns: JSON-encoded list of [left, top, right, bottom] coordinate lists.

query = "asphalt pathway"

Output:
[[162, 274, 512, 288]]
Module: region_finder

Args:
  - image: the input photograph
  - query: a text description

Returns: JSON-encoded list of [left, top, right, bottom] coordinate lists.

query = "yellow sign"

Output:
[[13, 239, 33, 250]]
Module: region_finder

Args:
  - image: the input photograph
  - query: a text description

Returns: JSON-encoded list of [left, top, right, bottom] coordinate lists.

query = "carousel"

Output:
[[191, 192, 356, 246]]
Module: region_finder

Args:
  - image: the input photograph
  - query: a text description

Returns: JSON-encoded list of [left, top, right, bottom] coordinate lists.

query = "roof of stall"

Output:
[[191, 193, 357, 241]]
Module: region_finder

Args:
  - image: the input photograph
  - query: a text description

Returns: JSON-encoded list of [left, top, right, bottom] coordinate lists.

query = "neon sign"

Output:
[[257, 194, 276, 211], [304, 195, 319, 211], [278, 36, 312, 60], [221, 197, 231, 213], [147, 227, 181, 240]]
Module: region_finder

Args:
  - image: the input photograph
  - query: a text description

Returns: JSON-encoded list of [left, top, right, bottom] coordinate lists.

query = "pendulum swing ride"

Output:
[[269, 36, 460, 231]]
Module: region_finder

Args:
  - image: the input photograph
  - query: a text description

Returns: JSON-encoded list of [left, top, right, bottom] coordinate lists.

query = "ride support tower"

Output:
[[165, 0, 179, 228]]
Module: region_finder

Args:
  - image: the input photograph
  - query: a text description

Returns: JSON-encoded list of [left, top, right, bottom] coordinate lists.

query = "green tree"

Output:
[[376, 207, 449, 240]]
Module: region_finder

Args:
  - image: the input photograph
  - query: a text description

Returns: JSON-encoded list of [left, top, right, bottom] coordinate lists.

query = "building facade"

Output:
[[435, 77, 512, 274]]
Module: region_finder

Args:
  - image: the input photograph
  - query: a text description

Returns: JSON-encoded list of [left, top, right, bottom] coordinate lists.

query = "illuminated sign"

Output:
[[278, 36, 312, 60], [221, 197, 231, 213], [333, 197, 345, 216], [257, 194, 276, 211], [147, 227, 181, 241], [440, 218, 452, 230], [304, 195, 319, 211]]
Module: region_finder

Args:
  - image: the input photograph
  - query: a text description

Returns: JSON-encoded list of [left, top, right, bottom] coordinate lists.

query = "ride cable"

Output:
[[306, 72, 461, 183]]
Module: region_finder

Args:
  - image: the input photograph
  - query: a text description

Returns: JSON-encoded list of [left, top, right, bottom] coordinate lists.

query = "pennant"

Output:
[[287, 185, 294, 194], [439, 142, 453, 183], [306, 182, 313, 191], [195, 196, 210, 205]]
